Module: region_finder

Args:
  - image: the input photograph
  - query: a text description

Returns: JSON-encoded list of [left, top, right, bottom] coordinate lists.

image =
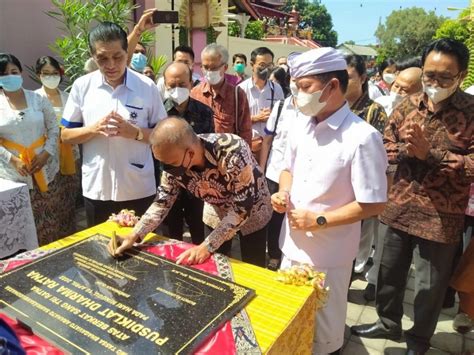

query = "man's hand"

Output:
[[88, 112, 118, 137], [288, 209, 317, 230], [29, 151, 50, 174], [271, 191, 290, 213], [108, 112, 139, 140], [176, 243, 211, 265], [10, 156, 29, 176], [134, 8, 159, 36], [406, 123, 430, 160], [107, 233, 138, 257]]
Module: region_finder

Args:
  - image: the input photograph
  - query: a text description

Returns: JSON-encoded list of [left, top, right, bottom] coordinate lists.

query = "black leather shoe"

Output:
[[351, 322, 401, 340], [363, 283, 376, 301], [406, 349, 425, 355]]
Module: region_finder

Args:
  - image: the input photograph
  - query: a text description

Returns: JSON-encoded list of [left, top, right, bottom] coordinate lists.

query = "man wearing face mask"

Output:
[[271, 47, 388, 354], [238, 47, 284, 161], [259, 77, 311, 270], [109, 117, 272, 268], [191, 44, 252, 148], [375, 66, 423, 116], [352, 38, 474, 355], [126, 9, 158, 73], [160, 62, 214, 245]]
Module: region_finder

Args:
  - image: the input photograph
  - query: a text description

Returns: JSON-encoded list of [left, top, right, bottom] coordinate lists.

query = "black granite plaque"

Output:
[[0, 234, 255, 354]]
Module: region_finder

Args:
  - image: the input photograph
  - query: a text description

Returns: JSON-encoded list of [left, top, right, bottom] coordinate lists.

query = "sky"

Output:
[[319, 0, 470, 45]]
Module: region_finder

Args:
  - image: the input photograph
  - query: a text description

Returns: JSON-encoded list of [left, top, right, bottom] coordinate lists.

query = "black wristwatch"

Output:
[[316, 215, 327, 228]]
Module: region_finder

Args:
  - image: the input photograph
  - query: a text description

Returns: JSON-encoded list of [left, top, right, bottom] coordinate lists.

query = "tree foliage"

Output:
[[375, 7, 445, 60], [228, 21, 241, 37], [434, 9, 470, 43], [244, 20, 265, 41], [283, 0, 337, 47], [46, 0, 139, 89]]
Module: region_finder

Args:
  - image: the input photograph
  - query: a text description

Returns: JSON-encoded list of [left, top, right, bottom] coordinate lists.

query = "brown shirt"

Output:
[[191, 80, 252, 147], [380, 90, 474, 244], [351, 90, 388, 134]]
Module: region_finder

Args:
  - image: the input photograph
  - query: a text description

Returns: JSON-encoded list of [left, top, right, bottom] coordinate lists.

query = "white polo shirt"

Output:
[[280, 103, 388, 268], [238, 78, 284, 138], [263, 96, 310, 183], [61, 68, 167, 201]]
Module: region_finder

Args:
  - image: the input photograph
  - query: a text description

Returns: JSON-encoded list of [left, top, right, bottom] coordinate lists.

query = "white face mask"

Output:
[[289, 81, 298, 97], [40, 75, 61, 90], [205, 70, 222, 86], [166, 87, 190, 105], [389, 90, 404, 106], [423, 82, 457, 104], [296, 83, 329, 117], [383, 73, 396, 85]]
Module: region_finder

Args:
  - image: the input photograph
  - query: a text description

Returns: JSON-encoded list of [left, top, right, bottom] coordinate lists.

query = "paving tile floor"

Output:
[[74, 209, 473, 354]]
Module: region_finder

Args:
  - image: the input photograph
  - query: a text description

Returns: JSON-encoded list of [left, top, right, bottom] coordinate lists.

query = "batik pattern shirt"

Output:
[[133, 133, 272, 251], [380, 90, 474, 243], [351, 90, 388, 134]]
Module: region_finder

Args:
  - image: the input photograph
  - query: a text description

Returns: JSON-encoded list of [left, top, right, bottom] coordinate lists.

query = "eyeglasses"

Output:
[[422, 71, 461, 88]]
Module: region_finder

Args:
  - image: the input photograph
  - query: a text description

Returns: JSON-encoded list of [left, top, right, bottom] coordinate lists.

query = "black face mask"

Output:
[[256, 67, 271, 81], [162, 150, 193, 176]]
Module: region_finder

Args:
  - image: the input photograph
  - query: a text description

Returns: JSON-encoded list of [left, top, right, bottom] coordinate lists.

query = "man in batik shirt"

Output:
[[109, 117, 272, 267]]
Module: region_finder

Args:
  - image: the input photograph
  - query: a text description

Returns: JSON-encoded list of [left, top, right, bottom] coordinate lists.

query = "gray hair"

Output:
[[150, 117, 198, 150], [201, 43, 229, 64]]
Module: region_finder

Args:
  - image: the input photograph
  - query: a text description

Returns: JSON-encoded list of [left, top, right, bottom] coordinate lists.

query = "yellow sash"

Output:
[[59, 131, 76, 175], [2, 136, 49, 192]]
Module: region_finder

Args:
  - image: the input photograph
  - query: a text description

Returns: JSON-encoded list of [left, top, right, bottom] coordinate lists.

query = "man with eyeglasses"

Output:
[[238, 47, 284, 161], [191, 44, 252, 148], [108, 117, 272, 267], [352, 38, 474, 355]]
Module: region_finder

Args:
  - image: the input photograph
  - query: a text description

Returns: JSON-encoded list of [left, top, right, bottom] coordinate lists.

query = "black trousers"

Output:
[[266, 178, 284, 259], [376, 226, 458, 352], [161, 189, 205, 245], [84, 195, 155, 227], [204, 225, 267, 267]]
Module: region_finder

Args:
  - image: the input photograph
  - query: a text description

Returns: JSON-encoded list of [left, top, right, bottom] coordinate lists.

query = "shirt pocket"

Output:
[[125, 96, 147, 127]]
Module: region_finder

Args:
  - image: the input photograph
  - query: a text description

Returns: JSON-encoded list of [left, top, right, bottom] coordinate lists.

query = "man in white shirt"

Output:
[[61, 22, 167, 226], [375, 67, 422, 116], [259, 81, 310, 270], [238, 47, 284, 161], [271, 47, 388, 354]]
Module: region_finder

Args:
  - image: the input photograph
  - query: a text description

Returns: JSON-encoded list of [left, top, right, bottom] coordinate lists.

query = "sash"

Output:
[[2, 136, 49, 192]]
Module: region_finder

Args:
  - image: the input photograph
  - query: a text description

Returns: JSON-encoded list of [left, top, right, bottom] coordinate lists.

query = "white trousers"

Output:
[[281, 256, 353, 354], [354, 217, 379, 273]]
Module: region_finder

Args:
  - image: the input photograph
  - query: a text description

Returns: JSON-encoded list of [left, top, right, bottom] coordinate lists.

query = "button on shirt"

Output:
[[238, 78, 284, 138], [61, 69, 167, 201], [281, 103, 388, 268], [263, 96, 310, 182]]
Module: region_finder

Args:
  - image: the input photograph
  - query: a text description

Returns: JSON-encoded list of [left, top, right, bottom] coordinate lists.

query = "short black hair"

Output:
[[35, 56, 62, 75], [233, 53, 247, 65], [378, 58, 396, 76], [88, 22, 128, 55], [173, 45, 195, 61], [317, 70, 349, 94], [163, 62, 192, 83], [0, 53, 22, 74], [250, 47, 274, 63], [422, 38, 469, 72], [345, 55, 368, 92], [396, 56, 422, 71]]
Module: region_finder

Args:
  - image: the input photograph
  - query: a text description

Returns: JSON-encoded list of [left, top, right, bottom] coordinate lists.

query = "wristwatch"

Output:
[[316, 215, 327, 229], [135, 126, 144, 141]]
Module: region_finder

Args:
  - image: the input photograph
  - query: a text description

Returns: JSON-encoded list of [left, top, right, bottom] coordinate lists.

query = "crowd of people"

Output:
[[0, 7, 473, 355]]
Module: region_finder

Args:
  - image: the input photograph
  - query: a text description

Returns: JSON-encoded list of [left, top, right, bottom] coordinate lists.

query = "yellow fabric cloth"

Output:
[[40, 222, 318, 354], [2, 136, 48, 192], [59, 138, 76, 175]]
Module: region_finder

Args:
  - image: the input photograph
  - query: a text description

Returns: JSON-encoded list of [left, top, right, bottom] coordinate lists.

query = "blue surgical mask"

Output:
[[131, 53, 147, 73], [0, 74, 23, 92]]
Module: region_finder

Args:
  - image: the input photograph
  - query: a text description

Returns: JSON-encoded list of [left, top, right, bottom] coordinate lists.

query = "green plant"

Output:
[[179, 26, 189, 46], [462, 5, 474, 89], [206, 26, 218, 44], [228, 21, 241, 37], [46, 0, 138, 90], [147, 54, 168, 76], [244, 20, 264, 41]]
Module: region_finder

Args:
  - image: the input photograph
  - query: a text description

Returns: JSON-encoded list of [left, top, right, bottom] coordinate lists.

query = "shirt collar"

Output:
[[91, 68, 135, 91], [417, 88, 465, 111], [316, 102, 351, 130], [201, 79, 231, 99]]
